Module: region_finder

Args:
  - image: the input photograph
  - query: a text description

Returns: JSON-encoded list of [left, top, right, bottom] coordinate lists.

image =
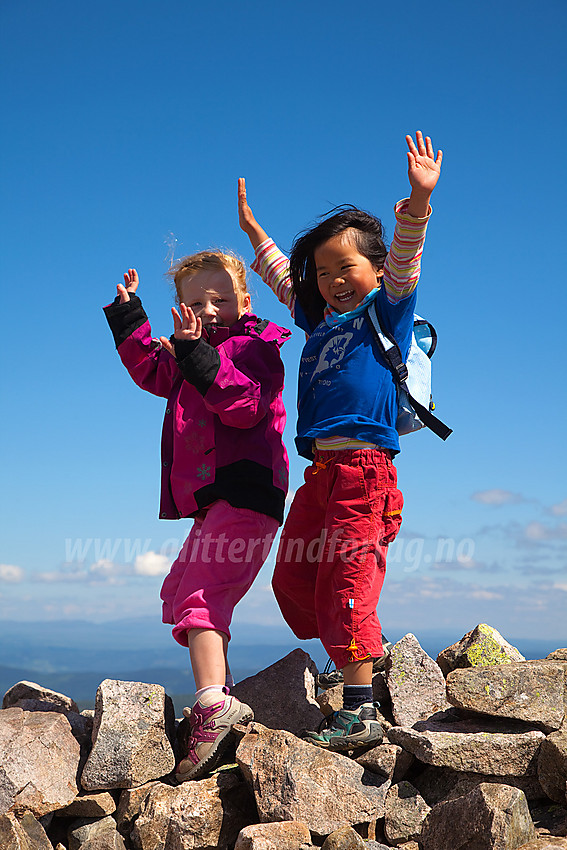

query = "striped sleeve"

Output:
[[251, 238, 296, 318], [382, 198, 431, 304]]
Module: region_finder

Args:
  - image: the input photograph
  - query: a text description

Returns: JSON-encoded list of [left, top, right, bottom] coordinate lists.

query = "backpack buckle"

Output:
[[396, 363, 408, 382]]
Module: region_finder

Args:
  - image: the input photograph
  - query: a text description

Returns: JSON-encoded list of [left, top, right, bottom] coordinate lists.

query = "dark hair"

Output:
[[289, 205, 388, 328]]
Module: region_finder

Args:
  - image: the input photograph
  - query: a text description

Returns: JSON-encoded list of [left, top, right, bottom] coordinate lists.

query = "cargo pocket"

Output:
[[380, 487, 404, 545]]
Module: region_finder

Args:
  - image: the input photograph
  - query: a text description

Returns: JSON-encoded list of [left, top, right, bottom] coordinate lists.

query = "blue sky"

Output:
[[1, 0, 566, 648]]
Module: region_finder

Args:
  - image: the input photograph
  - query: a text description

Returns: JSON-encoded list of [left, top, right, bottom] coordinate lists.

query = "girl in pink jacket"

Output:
[[104, 250, 290, 782]]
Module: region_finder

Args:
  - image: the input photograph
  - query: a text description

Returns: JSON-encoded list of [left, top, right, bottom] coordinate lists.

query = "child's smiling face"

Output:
[[179, 269, 251, 327], [314, 230, 383, 314]]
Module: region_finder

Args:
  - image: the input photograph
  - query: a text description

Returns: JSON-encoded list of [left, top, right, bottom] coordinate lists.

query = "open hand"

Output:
[[117, 268, 139, 303], [406, 131, 443, 196], [238, 177, 256, 233], [238, 178, 269, 249], [159, 304, 202, 357]]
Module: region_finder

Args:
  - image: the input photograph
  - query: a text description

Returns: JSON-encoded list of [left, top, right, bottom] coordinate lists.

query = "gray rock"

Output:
[[2, 681, 79, 714], [538, 730, 567, 803], [0, 708, 80, 817], [383, 780, 430, 845], [0, 812, 37, 849], [132, 773, 256, 850], [385, 634, 449, 727], [232, 649, 323, 735], [68, 815, 126, 850], [446, 661, 566, 731], [321, 825, 366, 849], [420, 782, 536, 849], [236, 722, 390, 839], [412, 764, 545, 805], [16, 811, 52, 849], [115, 782, 158, 836], [235, 821, 312, 849], [387, 713, 545, 776], [546, 649, 567, 661], [436, 624, 525, 676], [355, 742, 413, 782], [80, 679, 175, 790], [55, 790, 117, 817], [316, 684, 343, 716]]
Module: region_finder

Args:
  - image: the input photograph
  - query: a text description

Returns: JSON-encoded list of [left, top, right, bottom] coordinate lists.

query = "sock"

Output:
[[194, 685, 226, 706], [343, 684, 373, 711], [225, 673, 234, 690]]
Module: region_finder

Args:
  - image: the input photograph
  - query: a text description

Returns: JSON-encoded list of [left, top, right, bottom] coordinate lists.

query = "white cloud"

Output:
[[0, 563, 24, 583], [89, 559, 116, 575], [524, 522, 567, 541], [471, 489, 524, 506], [470, 590, 503, 600], [550, 499, 567, 516], [134, 551, 170, 576]]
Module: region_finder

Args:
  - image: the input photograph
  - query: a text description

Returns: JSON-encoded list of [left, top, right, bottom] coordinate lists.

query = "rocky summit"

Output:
[[0, 626, 566, 849]]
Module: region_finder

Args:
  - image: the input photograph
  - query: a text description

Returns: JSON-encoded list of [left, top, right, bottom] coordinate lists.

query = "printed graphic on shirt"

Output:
[[311, 332, 353, 380]]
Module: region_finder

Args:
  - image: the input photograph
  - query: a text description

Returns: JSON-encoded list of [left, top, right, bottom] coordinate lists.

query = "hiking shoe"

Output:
[[316, 638, 393, 690], [175, 694, 254, 782], [303, 701, 383, 751]]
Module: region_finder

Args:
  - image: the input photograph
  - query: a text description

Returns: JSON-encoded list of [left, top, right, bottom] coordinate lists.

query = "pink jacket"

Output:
[[104, 295, 291, 523]]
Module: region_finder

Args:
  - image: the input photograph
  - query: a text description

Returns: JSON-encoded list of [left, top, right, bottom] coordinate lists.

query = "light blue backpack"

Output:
[[366, 301, 452, 440]]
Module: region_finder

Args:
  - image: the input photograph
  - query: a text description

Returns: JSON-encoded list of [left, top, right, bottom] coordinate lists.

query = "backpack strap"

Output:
[[365, 302, 452, 441]]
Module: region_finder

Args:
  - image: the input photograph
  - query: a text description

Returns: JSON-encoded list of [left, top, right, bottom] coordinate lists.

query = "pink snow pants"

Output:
[[161, 499, 279, 647]]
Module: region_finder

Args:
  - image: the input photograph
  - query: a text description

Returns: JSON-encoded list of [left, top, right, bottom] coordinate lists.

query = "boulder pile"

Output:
[[0, 624, 566, 850]]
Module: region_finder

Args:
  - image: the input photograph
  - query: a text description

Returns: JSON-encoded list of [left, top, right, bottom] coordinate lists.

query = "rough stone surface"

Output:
[[446, 661, 566, 731], [55, 790, 117, 817], [412, 764, 545, 805], [436, 623, 525, 676], [387, 712, 545, 776], [232, 649, 323, 736], [0, 812, 37, 849], [517, 841, 567, 849], [420, 782, 536, 850], [385, 634, 449, 727], [68, 815, 126, 850], [384, 781, 430, 845], [538, 730, 567, 803], [355, 742, 413, 782], [115, 782, 158, 836], [80, 679, 175, 790], [132, 772, 256, 850], [20, 812, 53, 849], [2, 681, 79, 714], [321, 824, 366, 849], [234, 821, 313, 849], [546, 650, 567, 662], [316, 684, 343, 716], [236, 722, 390, 838], [0, 707, 80, 817]]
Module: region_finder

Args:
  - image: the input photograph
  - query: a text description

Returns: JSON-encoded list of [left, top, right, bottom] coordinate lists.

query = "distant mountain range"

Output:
[[0, 617, 562, 716]]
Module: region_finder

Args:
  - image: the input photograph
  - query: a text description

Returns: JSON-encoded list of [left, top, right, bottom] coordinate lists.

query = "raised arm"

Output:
[[238, 177, 296, 316], [104, 269, 179, 398], [381, 131, 442, 303]]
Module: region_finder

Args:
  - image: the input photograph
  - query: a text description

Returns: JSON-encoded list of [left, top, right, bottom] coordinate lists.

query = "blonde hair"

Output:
[[166, 250, 249, 308]]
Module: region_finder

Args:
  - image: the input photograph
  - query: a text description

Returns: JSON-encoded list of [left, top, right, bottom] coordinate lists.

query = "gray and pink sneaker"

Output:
[[175, 694, 254, 782]]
